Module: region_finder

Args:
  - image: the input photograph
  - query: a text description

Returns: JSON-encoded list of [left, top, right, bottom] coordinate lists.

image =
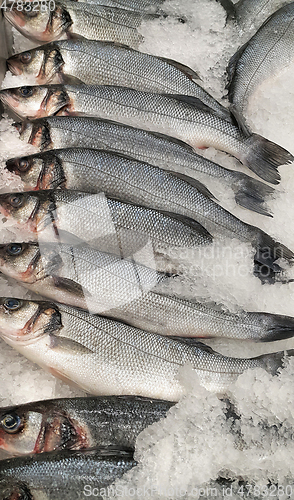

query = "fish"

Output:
[[0, 189, 213, 261], [0, 244, 293, 342], [1, 85, 293, 184], [0, 395, 173, 456], [73, 0, 165, 10], [6, 40, 231, 121], [3, 0, 158, 47], [227, 3, 294, 131], [10, 116, 275, 216], [0, 448, 136, 500], [0, 297, 293, 397], [3, 148, 292, 271]]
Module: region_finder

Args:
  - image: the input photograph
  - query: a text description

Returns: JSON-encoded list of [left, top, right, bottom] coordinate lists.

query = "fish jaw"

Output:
[[0, 86, 70, 120], [0, 243, 44, 284]]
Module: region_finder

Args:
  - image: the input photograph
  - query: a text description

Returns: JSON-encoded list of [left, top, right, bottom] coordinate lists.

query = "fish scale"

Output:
[[228, 2, 294, 125], [0, 298, 290, 398], [0, 242, 294, 342]]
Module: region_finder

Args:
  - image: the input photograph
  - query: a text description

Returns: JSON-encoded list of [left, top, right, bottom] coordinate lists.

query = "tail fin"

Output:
[[253, 228, 294, 269], [231, 172, 274, 216], [256, 349, 294, 375], [243, 134, 293, 184], [258, 313, 294, 342]]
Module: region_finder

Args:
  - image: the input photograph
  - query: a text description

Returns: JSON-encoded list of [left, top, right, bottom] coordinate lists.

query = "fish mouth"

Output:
[[0, 90, 20, 109], [6, 59, 23, 76]]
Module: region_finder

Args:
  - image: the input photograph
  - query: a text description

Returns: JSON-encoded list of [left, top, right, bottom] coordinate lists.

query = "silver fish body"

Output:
[[0, 297, 291, 397], [228, 3, 294, 127], [11, 116, 275, 216], [0, 243, 293, 342], [0, 190, 212, 263], [3, 0, 154, 47], [0, 395, 172, 456], [7, 40, 230, 121], [4, 147, 291, 271], [0, 448, 135, 500], [1, 84, 293, 184]]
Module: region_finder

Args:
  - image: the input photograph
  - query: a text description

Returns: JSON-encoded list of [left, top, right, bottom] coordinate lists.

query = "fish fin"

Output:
[[163, 94, 215, 112], [253, 228, 294, 269], [169, 336, 217, 352], [229, 104, 252, 137], [158, 211, 213, 242], [50, 334, 94, 354], [231, 171, 275, 216], [52, 276, 90, 298], [158, 56, 201, 81], [62, 74, 85, 85], [66, 33, 88, 41], [259, 315, 294, 342], [215, 0, 236, 18], [165, 171, 216, 199], [255, 349, 294, 375], [243, 134, 294, 184]]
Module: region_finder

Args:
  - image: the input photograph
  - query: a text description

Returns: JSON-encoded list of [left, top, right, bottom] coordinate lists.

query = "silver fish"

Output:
[[1, 84, 292, 184], [3, 148, 291, 271], [0, 395, 172, 456], [228, 3, 294, 130], [6, 40, 231, 121], [3, 0, 156, 47], [0, 297, 292, 397], [0, 243, 293, 342], [11, 116, 275, 215], [0, 448, 136, 500], [0, 190, 212, 260]]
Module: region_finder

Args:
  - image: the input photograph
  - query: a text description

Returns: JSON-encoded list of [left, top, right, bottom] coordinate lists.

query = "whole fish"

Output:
[[227, 3, 294, 130], [0, 244, 293, 342], [0, 297, 292, 397], [6, 40, 231, 121], [0, 396, 172, 456], [3, 148, 291, 270], [0, 448, 136, 500], [10, 117, 275, 216], [0, 189, 212, 260], [1, 85, 292, 184], [3, 0, 157, 47]]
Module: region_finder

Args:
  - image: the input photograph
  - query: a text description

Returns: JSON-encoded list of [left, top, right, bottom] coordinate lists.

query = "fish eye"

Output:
[[18, 159, 30, 172], [3, 298, 22, 311], [18, 87, 34, 98], [1, 413, 22, 434], [6, 244, 24, 256], [20, 52, 32, 64], [8, 194, 24, 208]]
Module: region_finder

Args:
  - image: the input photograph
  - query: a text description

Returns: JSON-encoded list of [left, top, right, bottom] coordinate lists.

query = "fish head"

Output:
[[13, 119, 53, 151], [6, 152, 65, 190], [0, 192, 47, 232], [0, 242, 43, 283], [4, 2, 72, 42], [7, 44, 65, 85], [0, 86, 69, 119]]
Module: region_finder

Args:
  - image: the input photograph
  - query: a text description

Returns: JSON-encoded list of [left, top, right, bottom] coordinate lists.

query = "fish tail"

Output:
[[242, 134, 294, 184], [252, 227, 294, 269], [259, 314, 294, 342], [231, 172, 274, 216], [256, 349, 294, 375]]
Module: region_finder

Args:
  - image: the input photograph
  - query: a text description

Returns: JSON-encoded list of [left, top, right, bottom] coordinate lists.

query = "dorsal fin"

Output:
[[165, 170, 216, 200], [158, 56, 200, 80]]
